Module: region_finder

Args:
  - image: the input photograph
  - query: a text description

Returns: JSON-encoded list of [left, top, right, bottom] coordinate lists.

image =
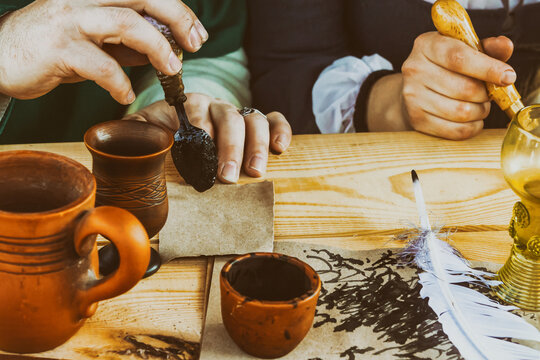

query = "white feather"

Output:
[[405, 170, 540, 360]]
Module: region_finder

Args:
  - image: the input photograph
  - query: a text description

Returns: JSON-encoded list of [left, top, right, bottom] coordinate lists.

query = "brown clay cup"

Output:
[[0, 150, 150, 353], [84, 120, 173, 277], [84, 120, 173, 238], [220, 253, 321, 358]]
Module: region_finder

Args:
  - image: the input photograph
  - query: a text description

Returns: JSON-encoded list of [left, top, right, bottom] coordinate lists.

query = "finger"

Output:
[[66, 42, 134, 104], [408, 110, 484, 140], [78, 7, 181, 75], [267, 111, 292, 153], [402, 57, 489, 103], [406, 85, 490, 123], [482, 36, 514, 62], [129, 100, 179, 132], [121, 113, 146, 122], [243, 112, 270, 177], [98, 0, 207, 53], [424, 33, 516, 86], [209, 103, 245, 183], [184, 93, 214, 138], [103, 44, 149, 67]]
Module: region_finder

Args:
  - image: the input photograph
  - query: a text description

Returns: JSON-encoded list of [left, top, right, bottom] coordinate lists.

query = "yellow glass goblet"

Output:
[[498, 104, 540, 311]]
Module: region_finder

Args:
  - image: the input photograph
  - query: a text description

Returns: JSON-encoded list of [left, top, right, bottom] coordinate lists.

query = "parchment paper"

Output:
[[200, 242, 540, 360], [159, 181, 274, 260]]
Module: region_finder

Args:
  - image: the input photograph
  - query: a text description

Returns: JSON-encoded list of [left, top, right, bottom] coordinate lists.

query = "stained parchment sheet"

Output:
[[159, 181, 274, 260], [199, 242, 540, 360], [159, 181, 274, 261]]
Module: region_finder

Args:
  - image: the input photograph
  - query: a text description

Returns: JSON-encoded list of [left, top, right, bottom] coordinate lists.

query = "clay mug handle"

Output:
[[73, 206, 150, 318], [431, 0, 524, 118]]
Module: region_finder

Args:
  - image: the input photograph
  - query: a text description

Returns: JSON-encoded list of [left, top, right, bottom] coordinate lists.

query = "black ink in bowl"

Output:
[[226, 256, 311, 301]]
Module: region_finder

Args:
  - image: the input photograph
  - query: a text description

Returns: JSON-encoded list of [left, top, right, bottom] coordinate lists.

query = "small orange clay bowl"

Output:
[[220, 252, 321, 359]]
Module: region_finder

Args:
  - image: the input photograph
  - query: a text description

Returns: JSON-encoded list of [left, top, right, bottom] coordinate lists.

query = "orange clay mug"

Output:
[[220, 253, 321, 358], [0, 150, 150, 353]]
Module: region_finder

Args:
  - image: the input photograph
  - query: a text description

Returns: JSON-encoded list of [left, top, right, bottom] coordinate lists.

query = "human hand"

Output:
[[0, 0, 207, 104], [123, 94, 292, 183], [400, 32, 515, 139]]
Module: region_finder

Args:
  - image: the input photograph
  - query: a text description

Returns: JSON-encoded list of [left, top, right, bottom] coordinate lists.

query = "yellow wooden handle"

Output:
[[431, 0, 523, 118]]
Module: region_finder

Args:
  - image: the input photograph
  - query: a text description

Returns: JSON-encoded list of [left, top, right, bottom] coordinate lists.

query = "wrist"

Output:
[[352, 70, 396, 132], [366, 73, 412, 132]]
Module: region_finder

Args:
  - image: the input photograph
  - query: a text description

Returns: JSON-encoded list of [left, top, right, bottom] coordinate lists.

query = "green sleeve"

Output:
[[127, 48, 251, 114], [183, 0, 246, 59], [0, 95, 13, 135], [0, 1, 33, 16]]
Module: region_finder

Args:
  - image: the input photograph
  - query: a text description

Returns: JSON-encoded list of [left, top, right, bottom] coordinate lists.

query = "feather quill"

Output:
[[403, 170, 540, 360]]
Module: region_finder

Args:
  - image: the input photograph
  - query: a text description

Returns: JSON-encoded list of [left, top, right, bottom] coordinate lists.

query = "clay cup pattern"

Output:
[[84, 120, 173, 238]]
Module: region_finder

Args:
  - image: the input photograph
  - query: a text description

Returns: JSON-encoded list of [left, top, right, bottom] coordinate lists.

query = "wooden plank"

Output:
[[3, 258, 208, 360]]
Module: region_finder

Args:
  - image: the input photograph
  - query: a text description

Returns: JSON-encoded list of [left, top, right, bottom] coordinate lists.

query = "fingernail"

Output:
[[126, 90, 135, 104], [189, 25, 202, 50], [220, 161, 238, 183], [249, 155, 266, 174], [168, 51, 182, 74], [275, 134, 289, 151], [502, 69, 516, 85], [194, 20, 208, 42]]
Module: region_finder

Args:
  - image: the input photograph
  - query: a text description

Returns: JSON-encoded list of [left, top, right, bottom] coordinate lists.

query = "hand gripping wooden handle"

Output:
[[431, 0, 524, 119]]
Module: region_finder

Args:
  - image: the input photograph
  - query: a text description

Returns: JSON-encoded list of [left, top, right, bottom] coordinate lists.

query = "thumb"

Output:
[[128, 100, 179, 132]]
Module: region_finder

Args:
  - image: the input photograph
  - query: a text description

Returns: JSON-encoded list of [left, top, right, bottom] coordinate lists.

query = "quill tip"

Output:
[[411, 170, 419, 182]]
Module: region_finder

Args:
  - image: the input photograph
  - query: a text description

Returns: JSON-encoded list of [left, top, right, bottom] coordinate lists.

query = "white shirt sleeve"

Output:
[[312, 54, 393, 134]]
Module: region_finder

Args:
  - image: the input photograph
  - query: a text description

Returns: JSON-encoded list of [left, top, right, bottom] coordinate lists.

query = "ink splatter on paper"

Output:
[[307, 248, 461, 359]]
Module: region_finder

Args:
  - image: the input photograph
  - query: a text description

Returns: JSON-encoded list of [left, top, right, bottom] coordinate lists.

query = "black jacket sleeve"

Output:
[[245, 0, 348, 134]]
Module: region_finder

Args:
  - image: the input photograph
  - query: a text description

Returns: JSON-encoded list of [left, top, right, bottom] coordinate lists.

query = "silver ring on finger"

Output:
[[238, 107, 267, 119]]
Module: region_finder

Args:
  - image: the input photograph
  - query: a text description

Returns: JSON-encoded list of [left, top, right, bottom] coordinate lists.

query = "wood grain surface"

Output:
[[0, 129, 517, 358]]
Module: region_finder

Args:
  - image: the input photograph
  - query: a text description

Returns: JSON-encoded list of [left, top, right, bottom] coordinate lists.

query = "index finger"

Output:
[[426, 34, 516, 87], [98, 0, 207, 52]]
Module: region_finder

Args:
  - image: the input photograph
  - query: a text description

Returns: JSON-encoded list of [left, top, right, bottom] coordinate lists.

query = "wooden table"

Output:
[[0, 130, 518, 359]]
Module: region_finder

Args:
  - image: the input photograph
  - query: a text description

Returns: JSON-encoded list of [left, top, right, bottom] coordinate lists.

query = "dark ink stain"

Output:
[[284, 330, 291, 340], [308, 249, 463, 359], [340, 346, 376, 359], [110, 334, 200, 360]]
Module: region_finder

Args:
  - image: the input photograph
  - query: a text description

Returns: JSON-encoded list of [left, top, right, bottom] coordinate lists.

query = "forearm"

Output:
[[313, 55, 394, 134], [366, 73, 412, 132], [128, 48, 250, 114]]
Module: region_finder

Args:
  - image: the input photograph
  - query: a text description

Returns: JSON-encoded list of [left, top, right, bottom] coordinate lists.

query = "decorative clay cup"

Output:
[[220, 253, 321, 359], [0, 150, 150, 353], [84, 120, 173, 277]]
